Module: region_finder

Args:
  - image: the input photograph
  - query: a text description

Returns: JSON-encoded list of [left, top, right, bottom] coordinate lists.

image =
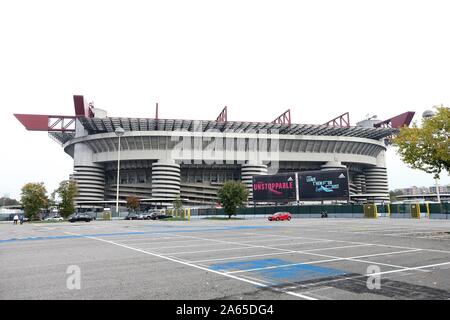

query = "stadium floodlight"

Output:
[[115, 127, 125, 217], [422, 110, 435, 119]]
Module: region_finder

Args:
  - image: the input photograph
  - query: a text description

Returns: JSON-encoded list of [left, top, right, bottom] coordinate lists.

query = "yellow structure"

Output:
[[103, 211, 112, 220], [364, 204, 378, 218], [410, 203, 420, 219], [171, 208, 190, 221]]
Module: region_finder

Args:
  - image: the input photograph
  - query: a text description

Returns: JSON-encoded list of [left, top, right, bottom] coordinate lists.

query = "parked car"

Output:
[[140, 211, 159, 220], [45, 215, 64, 222], [83, 211, 97, 220], [125, 212, 141, 220], [268, 212, 292, 221], [68, 213, 93, 223], [149, 212, 172, 220]]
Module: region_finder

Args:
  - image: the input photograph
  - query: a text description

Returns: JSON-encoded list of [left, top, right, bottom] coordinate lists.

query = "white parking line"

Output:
[[160, 240, 332, 256], [190, 244, 374, 263], [168, 233, 424, 272], [282, 261, 450, 293], [227, 249, 422, 274], [370, 261, 450, 276], [64, 231, 317, 300], [163, 246, 264, 255], [130, 235, 309, 250], [243, 231, 450, 255]]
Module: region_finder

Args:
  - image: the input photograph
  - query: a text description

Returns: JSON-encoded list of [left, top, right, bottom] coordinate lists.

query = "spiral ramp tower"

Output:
[[72, 164, 105, 202], [241, 163, 268, 201], [151, 161, 181, 201], [364, 167, 389, 202]]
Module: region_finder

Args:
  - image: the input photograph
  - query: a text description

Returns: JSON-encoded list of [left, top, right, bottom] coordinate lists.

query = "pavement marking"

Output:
[[191, 251, 300, 264], [226, 249, 422, 274], [63, 231, 317, 300], [160, 240, 332, 256], [279, 261, 450, 293], [129, 235, 306, 250], [0, 226, 274, 244], [157, 239, 331, 255], [167, 233, 425, 272], [189, 244, 374, 263], [163, 246, 269, 255], [369, 261, 450, 276], [272, 226, 450, 243], [111, 233, 276, 245], [243, 231, 450, 255]]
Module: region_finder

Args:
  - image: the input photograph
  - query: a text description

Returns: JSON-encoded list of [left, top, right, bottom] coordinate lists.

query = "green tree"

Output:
[[126, 196, 140, 212], [393, 106, 450, 179], [173, 196, 183, 211], [55, 180, 78, 218], [20, 183, 49, 220], [217, 181, 249, 219], [48, 191, 57, 209]]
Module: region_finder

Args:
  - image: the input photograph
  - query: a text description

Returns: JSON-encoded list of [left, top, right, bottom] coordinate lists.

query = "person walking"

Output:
[[19, 215, 24, 225], [13, 214, 19, 225]]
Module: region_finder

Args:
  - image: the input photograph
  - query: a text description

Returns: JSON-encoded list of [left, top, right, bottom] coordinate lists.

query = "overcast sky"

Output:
[[0, 0, 449, 200]]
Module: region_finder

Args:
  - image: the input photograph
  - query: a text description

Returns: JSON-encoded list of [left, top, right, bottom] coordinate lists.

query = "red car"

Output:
[[268, 212, 292, 221]]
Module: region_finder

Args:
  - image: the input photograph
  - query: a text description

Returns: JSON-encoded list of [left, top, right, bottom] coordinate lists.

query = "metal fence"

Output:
[[191, 202, 450, 219]]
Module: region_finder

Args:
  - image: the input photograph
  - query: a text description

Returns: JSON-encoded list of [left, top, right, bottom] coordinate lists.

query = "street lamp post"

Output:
[[435, 178, 441, 203], [115, 127, 125, 217]]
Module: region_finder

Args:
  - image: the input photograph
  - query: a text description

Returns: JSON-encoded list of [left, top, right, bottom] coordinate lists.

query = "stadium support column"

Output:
[[364, 167, 389, 202], [363, 151, 389, 202], [72, 119, 105, 203], [353, 174, 366, 194], [151, 160, 181, 201], [241, 162, 268, 201]]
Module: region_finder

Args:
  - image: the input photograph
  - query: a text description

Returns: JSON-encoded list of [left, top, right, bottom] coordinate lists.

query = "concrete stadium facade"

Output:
[[60, 118, 395, 206], [16, 97, 407, 207]]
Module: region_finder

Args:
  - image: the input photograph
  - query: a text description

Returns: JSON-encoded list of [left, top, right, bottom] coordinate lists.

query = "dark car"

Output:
[[83, 211, 97, 220], [149, 212, 172, 220], [68, 213, 93, 223], [268, 212, 292, 221]]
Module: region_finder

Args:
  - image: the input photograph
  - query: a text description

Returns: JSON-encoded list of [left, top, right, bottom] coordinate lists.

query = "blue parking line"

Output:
[[210, 259, 288, 271], [257, 264, 348, 284], [209, 258, 349, 285], [0, 226, 274, 244]]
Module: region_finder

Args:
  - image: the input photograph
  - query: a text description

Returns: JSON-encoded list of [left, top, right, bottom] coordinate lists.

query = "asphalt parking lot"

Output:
[[1, 218, 450, 300]]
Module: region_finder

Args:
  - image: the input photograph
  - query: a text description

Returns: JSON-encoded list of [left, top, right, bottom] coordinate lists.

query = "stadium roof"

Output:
[[80, 117, 397, 138], [48, 116, 397, 144]]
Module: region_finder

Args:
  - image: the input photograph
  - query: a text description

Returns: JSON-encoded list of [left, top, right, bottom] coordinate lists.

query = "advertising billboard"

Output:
[[297, 169, 349, 201], [252, 173, 297, 202]]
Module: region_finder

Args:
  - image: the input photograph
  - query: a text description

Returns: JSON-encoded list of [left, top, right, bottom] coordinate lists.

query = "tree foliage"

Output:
[[217, 181, 249, 219], [393, 106, 450, 179], [20, 182, 48, 220], [126, 196, 140, 212], [173, 196, 183, 211], [55, 180, 78, 218]]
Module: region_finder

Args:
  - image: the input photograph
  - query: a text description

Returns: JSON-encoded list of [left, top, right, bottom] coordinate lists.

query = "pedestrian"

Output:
[[13, 214, 19, 225], [19, 215, 24, 225]]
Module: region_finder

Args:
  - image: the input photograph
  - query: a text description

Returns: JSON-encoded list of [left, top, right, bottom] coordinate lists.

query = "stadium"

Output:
[[14, 95, 415, 208]]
